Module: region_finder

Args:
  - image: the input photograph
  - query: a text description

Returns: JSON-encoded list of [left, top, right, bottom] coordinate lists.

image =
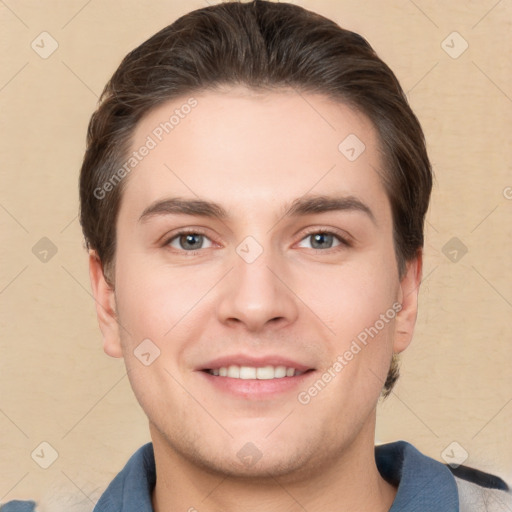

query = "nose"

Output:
[[215, 242, 299, 333]]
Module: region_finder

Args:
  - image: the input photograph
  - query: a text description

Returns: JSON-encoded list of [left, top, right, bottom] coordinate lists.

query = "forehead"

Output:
[[120, 87, 389, 222]]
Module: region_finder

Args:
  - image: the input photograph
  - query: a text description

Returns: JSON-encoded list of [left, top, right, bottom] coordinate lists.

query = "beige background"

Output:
[[1, 0, 511, 509]]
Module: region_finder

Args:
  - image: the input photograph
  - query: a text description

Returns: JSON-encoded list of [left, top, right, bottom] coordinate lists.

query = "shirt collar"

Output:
[[95, 440, 459, 511], [376, 440, 459, 511], [93, 442, 156, 512]]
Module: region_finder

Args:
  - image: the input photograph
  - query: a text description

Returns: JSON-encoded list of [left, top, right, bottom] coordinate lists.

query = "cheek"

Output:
[[114, 253, 183, 327], [301, 257, 398, 338], [301, 253, 399, 399]]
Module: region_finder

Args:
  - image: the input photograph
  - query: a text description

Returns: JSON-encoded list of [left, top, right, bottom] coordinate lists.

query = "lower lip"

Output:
[[197, 370, 315, 400]]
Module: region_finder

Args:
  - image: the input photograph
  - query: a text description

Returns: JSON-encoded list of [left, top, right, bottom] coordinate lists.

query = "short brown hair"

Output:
[[79, 0, 432, 397]]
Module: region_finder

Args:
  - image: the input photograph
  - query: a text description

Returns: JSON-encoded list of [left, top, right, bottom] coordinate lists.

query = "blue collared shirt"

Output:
[[2, 440, 510, 511], [92, 440, 461, 511]]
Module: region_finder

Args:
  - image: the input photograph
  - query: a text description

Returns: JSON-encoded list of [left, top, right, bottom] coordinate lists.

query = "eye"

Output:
[[297, 230, 347, 250], [166, 231, 214, 252]]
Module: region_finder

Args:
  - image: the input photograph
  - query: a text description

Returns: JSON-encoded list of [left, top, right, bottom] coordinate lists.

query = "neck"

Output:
[[151, 418, 396, 512]]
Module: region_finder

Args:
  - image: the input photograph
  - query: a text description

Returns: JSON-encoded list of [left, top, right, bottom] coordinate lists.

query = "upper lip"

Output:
[[198, 354, 314, 372]]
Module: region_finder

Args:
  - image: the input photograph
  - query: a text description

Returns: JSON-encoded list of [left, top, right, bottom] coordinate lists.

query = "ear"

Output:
[[393, 250, 423, 354], [88, 250, 123, 358]]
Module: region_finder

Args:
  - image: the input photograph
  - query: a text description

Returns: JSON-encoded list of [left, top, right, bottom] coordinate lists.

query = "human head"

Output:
[[80, 0, 431, 398]]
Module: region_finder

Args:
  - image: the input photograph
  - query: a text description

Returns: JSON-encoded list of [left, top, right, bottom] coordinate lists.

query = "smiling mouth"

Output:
[[203, 365, 314, 380]]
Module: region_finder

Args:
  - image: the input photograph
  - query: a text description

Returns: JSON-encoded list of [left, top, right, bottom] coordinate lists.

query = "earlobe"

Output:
[[88, 251, 123, 358], [393, 251, 423, 354]]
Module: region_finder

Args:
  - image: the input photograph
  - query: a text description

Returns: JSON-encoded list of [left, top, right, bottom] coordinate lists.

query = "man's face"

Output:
[[91, 87, 420, 480]]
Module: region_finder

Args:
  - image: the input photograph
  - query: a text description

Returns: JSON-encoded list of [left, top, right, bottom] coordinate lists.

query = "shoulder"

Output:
[[1, 486, 96, 512], [449, 465, 512, 512], [0, 502, 37, 512], [0, 443, 155, 512], [376, 440, 511, 510]]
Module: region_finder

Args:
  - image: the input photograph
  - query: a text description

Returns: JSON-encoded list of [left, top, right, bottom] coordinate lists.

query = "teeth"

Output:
[[208, 365, 304, 379], [239, 366, 256, 379]]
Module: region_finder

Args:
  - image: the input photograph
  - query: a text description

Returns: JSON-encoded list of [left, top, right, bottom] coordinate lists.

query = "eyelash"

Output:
[[163, 227, 351, 256]]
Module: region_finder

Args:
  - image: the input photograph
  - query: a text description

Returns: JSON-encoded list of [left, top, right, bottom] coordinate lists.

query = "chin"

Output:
[[195, 448, 315, 481]]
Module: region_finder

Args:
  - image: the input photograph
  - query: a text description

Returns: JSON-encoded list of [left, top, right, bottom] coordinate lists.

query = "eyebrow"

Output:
[[139, 194, 376, 225]]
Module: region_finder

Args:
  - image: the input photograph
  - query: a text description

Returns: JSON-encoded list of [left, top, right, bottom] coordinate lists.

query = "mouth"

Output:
[[203, 365, 311, 379], [198, 361, 316, 400]]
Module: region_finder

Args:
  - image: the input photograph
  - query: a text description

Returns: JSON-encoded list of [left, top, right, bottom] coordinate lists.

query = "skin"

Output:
[[89, 86, 422, 512]]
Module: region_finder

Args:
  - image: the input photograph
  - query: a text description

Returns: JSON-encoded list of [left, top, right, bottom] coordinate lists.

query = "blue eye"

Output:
[[164, 229, 349, 255], [297, 231, 345, 250], [167, 232, 213, 251]]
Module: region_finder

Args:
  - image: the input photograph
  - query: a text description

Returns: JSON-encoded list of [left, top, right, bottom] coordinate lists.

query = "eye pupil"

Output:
[[180, 233, 203, 250], [311, 233, 333, 249]]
